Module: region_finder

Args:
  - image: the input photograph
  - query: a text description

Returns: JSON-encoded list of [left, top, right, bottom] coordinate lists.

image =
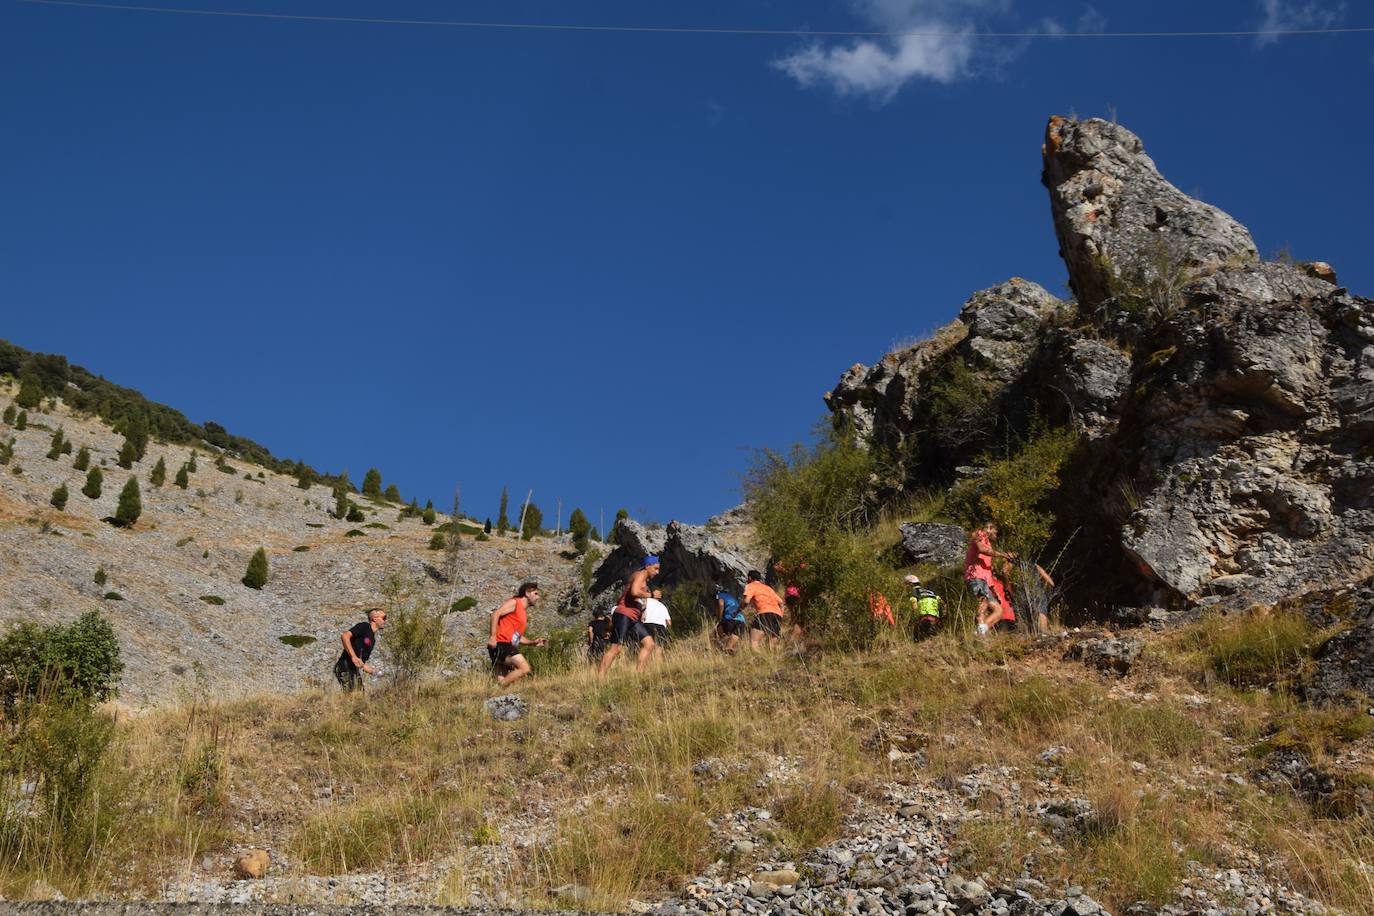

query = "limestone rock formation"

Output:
[[899, 523, 968, 568], [561, 518, 763, 616], [825, 116, 1374, 616]]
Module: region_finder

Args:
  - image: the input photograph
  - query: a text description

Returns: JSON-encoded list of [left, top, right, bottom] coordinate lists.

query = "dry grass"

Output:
[[0, 622, 1369, 912]]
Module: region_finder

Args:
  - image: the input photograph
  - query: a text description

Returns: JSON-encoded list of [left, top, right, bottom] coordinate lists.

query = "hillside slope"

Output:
[[0, 378, 580, 706]]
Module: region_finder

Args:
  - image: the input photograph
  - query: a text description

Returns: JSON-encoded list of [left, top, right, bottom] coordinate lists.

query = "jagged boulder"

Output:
[[899, 523, 967, 568], [560, 519, 763, 615], [1042, 116, 1258, 311]]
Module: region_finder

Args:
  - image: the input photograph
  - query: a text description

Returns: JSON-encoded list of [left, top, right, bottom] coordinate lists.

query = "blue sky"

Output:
[[2, 0, 1371, 525]]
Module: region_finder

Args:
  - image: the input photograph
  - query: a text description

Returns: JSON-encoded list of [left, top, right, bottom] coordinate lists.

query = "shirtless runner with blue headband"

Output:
[[598, 555, 659, 676]]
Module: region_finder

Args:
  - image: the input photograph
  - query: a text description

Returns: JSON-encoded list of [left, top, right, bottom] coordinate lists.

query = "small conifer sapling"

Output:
[[174, 463, 189, 489], [150, 456, 167, 487], [242, 547, 269, 589], [73, 446, 90, 471], [112, 477, 141, 527], [50, 482, 68, 510], [82, 465, 103, 499]]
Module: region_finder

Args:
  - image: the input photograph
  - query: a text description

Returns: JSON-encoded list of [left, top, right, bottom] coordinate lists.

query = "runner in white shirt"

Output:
[[640, 591, 671, 661]]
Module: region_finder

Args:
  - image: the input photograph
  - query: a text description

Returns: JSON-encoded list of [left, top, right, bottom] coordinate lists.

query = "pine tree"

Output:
[[497, 487, 510, 534], [187, 450, 198, 472], [568, 507, 591, 554], [0, 437, 13, 465], [422, 505, 436, 525], [521, 502, 543, 541], [383, 483, 401, 502], [590, 526, 601, 542], [46, 426, 65, 460], [82, 466, 103, 499], [15, 411, 27, 431], [362, 468, 383, 498], [242, 547, 269, 589], [1, 404, 14, 425], [117, 438, 137, 469], [61, 439, 72, 455], [113, 477, 141, 527], [296, 465, 313, 490], [15, 374, 42, 410], [483, 517, 493, 534], [50, 482, 68, 510], [73, 446, 90, 471], [149, 456, 166, 487], [174, 463, 189, 489], [116, 413, 150, 462], [334, 486, 349, 520]]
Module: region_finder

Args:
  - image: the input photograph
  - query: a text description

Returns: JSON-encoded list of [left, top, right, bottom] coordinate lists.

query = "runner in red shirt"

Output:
[[487, 582, 547, 687], [598, 556, 660, 676]]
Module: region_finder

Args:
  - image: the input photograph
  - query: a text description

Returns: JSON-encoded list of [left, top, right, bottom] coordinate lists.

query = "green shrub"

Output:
[[448, 597, 478, 614], [924, 355, 1001, 448], [421, 506, 436, 526], [71, 446, 89, 471], [46, 426, 65, 460], [111, 477, 141, 527], [362, 467, 383, 498], [365, 522, 389, 530], [345, 504, 366, 523], [380, 575, 445, 685], [945, 422, 1078, 556], [15, 373, 42, 410], [428, 531, 446, 550], [116, 438, 136, 469], [1, 404, 13, 425], [0, 436, 13, 465], [199, 595, 226, 606], [568, 507, 592, 554], [0, 611, 124, 710], [306, 522, 325, 528], [49, 483, 68, 510], [15, 410, 27, 430], [278, 635, 317, 649], [176, 535, 194, 547], [476, 532, 490, 542], [242, 547, 269, 589], [81, 466, 102, 500], [215, 455, 234, 474], [149, 457, 166, 487], [521, 502, 544, 540], [93, 567, 106, 586], [103, 592, 123, 601], [345, 529, 366, 538], [526, 627, 581, 677], [293, 545, 311, 552], [174, 463, 189, 489], [383, 484, 401, 502]]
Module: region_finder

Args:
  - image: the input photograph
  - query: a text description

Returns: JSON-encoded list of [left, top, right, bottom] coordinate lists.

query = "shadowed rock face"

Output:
[[826, 116, 1374, 614]]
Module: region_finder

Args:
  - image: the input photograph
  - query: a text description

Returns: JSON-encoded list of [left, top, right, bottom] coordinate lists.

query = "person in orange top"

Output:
[[744, 570, 787, 650], [487, 582, 547, 687]]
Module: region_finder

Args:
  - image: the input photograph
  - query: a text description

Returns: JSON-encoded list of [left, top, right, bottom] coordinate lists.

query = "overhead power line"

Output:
[[17, 0, 1374, 39]]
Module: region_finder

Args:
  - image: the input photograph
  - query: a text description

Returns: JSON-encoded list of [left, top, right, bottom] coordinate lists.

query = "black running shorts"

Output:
[[750, 613, 784, 637], [611, 612, 652, 646]]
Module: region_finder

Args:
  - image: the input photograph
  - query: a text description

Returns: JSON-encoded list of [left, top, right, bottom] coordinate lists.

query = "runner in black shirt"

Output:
[[587, 607, 612, 665], [334, 608, 387, 691]]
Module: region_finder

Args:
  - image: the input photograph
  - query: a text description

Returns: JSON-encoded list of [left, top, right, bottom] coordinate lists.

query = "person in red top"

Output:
[[598, 556, 660, 676], [744, 570, 787, 650], [964, 523, 1017, 635], [487, 582, 547, 687]]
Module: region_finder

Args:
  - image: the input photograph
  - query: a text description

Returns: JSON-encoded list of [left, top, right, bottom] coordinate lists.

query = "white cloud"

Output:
[[1255, 0, 1345, 46], [772, 0, 1005, 103], [1077, 5, 1107, 33]]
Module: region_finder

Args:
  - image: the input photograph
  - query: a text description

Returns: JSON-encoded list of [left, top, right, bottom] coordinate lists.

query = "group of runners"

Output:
[[330, 521, 1055, 691]]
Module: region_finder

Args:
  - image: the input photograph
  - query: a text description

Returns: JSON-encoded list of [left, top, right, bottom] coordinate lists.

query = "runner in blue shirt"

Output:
[[715, 584, 746, 653]]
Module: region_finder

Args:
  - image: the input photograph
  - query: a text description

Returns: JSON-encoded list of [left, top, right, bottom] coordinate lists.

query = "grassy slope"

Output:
[[11, 617, 1373, 913]]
